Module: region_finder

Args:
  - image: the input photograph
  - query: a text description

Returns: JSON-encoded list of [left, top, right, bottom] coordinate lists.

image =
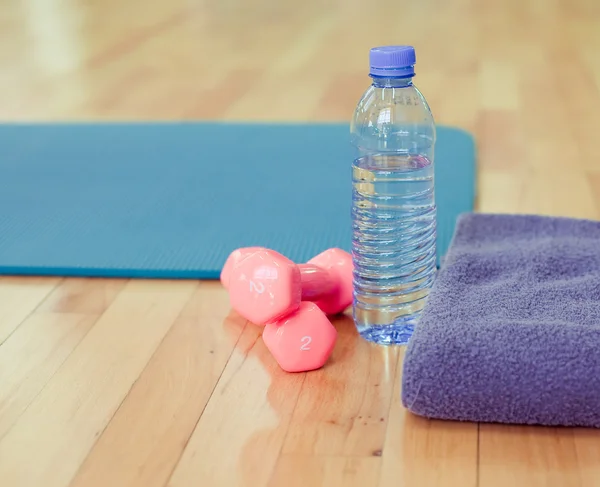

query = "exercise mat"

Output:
[[0, 122, 476, 278]]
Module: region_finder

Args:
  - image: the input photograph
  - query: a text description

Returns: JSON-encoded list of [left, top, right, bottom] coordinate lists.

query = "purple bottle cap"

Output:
[[369, 45, 416, 77]]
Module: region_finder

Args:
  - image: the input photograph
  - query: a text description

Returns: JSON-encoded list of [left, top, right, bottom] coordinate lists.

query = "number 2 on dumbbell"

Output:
[[300, 336, 312, 351], [261, 302, 337, 373]]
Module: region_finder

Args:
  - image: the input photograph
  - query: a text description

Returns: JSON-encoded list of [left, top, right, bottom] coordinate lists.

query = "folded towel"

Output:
[[402, 213, 600, 428]]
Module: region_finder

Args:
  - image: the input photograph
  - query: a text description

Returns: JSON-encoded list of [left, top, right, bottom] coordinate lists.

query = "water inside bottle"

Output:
[[352, 153, 437, 345]]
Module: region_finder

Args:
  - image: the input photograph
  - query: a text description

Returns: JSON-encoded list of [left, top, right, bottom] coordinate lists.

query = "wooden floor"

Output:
[[1, 0, 600, 485]]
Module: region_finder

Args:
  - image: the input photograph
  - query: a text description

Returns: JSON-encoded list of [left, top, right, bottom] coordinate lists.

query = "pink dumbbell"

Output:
[[221, 248, 341, 372], [262, 302, 337, 373], [227, 247, 353, 325], [220, 247, 262, 288]]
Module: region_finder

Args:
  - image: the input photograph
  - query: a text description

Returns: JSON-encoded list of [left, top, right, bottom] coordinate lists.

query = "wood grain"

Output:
[[268, 456, 380, 487], [167, 320, 305, 487], [478, 424, 600, 487], [1, 0, 600, 485], [281, 315, 398, 457], [38, 278, 127, 315], [0, 280, 196, 487], [0, 312, 96, 439], [379, 349, 478, 487], [0, 277, 61, 344], [69, 282, 245, 487]]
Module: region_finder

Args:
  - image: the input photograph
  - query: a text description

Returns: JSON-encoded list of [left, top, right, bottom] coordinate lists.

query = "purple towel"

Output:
[[402, 213, 600, 428]]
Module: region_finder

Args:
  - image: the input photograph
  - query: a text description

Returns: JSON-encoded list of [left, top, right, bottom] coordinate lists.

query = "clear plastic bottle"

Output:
[[351, 45, 436, 345]]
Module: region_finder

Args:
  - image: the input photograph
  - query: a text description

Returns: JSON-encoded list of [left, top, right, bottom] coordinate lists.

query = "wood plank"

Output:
[[476, 110, 524, 170], [519, 168, 598, 220], [0, 280, 196, 487], [479, 61, 519, 110], [477, 169, 525, 214], [0, 313, 96, 439], [281, 315, 399, 456], [561, 50, 600, 172], [0, 278, 124, 439], [38, 278, 126, 314], [572, 428, 600, 486], [268, 456, 380, 487], [312, 72, 367, 121], [167, 320, 305, 487], [432, 70, 478, 131], [479, 424, 586, 487], [378, 350, 478, 487], [267, 15, 336, 76], [223, 70, 332, 121], [0, 277, 61, 345], [589, 173, 600, 212], [69, 282, 245, 487]]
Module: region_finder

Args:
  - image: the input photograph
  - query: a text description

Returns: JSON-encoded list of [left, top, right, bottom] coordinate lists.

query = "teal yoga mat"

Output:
[[0, 122, 476, 279]]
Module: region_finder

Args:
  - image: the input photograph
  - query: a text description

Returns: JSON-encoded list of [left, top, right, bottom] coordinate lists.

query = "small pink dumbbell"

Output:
[[220, 247, 263, 288], [221, 248, 342, 372], [227, 248, 353, 325], [262, 302, 337, 372]]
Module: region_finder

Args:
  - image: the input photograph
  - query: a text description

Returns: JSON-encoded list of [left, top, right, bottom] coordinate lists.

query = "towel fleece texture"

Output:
[[402, 213, 600, 427]]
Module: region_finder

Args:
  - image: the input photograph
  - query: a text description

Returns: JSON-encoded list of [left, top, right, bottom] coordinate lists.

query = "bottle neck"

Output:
[[370, 76, 413, 88]]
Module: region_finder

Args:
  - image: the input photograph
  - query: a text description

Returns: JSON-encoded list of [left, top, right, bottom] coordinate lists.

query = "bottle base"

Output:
[[353, 295, 427, 346], [357, 314, 419, 346]]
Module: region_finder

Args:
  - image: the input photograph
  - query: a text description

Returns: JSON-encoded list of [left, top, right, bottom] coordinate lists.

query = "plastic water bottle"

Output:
[[351, 45, 436, 345]]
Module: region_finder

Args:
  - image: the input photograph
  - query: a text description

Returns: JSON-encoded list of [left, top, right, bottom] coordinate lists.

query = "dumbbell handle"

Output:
[[298, 263, 337, 300]]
